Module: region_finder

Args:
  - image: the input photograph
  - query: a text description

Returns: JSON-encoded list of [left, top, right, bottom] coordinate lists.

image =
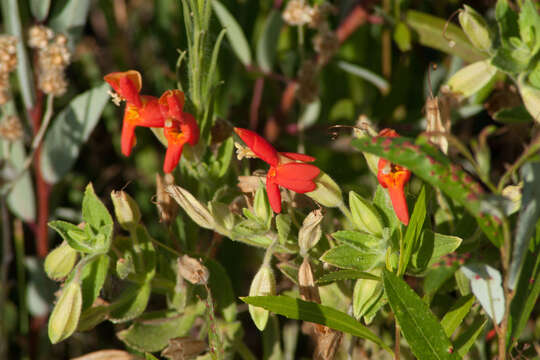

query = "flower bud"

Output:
[[254, 185, 272, 225], [178, 255, 209, 285], [111, 190, 141, 231], [248, 265, 276, 330], [446, 60, 498, 97], [458, 5, 492, 52], [349, 191, 383, 236], [352, 268, 382, 320], [116, 254, 135, 280], [48, 281, 82, 344], [306, 172, 343, 207], [298, 209, 323, 256], [167, 185, 214, 229], [518, 76, 540, 122], [44, 242, 78, 281]]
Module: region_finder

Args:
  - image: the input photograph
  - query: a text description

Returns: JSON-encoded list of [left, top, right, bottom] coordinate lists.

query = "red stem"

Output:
[[29, 92, 50, 258], [249, 78, 265, 130]]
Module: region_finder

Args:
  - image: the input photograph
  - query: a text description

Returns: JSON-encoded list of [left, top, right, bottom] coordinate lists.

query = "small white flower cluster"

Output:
[[28, 25, 71, 96], [0, 115, 23, 141], [282, 0, 316, 26]]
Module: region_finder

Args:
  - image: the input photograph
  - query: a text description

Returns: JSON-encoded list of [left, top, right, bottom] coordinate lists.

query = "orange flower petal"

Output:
[[121, 120, 136, 156], [180, 112, 200, 146], [276, 163, 320, 181], [159, 90, 185, 120], [274, 177, 317, 193], [234, 128, 279, 166], [266, 174, 282, 213], [163, 141, 186, 173], [281, 152, 316, 162], [104, 70, 142, 107], [388, 184, 409, 225]]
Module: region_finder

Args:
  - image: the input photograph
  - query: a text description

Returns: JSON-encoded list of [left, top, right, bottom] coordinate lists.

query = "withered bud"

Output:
[[297, 60, 319, 104], [298, 257, 321, 303], [28, 25, 54, 49], [156, 173, 179, 223], [167, 185, 214, 230], [177, 255, 209, 285], [111, 190, 141, 231], [237, 175, 266, 193], [71, 350, 139, 360], [161, 337, 208, 360], [0, 115, 23, 141], [313, 25, 339, 64], [38, 41, 71, 69], [298, 209, 323, 255]]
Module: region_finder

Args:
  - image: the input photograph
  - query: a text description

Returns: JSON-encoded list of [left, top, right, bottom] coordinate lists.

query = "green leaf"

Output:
[[117, 306, 205, 352], [30, 0, 51, 21], [317, 269, 380, 284], [394, 21, 412, 52], [276, 214, 292, 245], [412, 230, 463, 271], [509, 162, 540, 289], [491, 46, 531, 74], [383, 270, 459, 360], [493, 105, 534, 123], [320, 245, 382, 271], [212, 0, 252, 66], [373, 185, 400, 230], [110, 281, 152, 323], [49, 0, 91, 44], [331, 230, 381, 251], [337, 61, 390, 95], [399, 186, 427, 276], [1, 0, 35, 108], [204, 258, 237, 322], [216, 136, 234, 178], [508, 229, 540, 348], [454, 317, 486, 357], [48, 220, 93, 253], [461, 263, 505, 324], [406, 10, 485, 63], [440, 294, 475, 337], [3, 140, 36, 222], [80, 255, 110, 310], [351, 135, 503, 246], [263, 316, 283, 360], [40, 83, 110, 184], [241, 295, 392, 354], [518, 0, 540, 55], [82, 183, 113, 233], [257, 10, 283, 72], [495, 0, 519, 47]]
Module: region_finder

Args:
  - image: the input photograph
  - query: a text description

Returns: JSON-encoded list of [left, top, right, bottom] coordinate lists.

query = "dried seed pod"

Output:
[[177, 255, 209, 285]]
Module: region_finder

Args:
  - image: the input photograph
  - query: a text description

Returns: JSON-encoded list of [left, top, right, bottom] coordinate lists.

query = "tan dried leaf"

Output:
[[177, 255, 209, 285]]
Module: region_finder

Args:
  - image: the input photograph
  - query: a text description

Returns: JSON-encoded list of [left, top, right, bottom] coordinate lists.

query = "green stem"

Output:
[[235, 340, 258, 360], [337, 202, 354, 225], [13, 219, 28, 336]]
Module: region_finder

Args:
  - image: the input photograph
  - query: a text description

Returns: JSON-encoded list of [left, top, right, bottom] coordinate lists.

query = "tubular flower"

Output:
[[159, 90, 200, 173], [104, 70, 164, 156], [234, 128, 320, 213], [376, 128, 411, 225]]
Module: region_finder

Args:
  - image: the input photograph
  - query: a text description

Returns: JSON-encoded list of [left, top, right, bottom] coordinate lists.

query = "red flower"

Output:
[[376, 128, 411, 225], [104, 70, 164, 156], [234, 128, 320, 213], [159, 90, 200, 173]]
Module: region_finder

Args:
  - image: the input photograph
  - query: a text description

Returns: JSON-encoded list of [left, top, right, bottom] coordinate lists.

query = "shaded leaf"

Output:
[[49, 0, 91, 44], [461, 263, 504, 324], [80, 255, 109, 310], [400, 186, 427, 276], [440, 295, 475, 337], [110, 281, 152, 323], [454, 317, 486, 357], [337, 61, 390, 94], [212, 0, 252, 66], [30, 0, 51, 21], [257, 10, 282, 72], [40, 83, 110, 184], [509, 162, 540, 289]]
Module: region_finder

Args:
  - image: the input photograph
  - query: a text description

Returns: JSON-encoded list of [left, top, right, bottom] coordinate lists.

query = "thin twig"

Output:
[[0, 198, 12, 359]]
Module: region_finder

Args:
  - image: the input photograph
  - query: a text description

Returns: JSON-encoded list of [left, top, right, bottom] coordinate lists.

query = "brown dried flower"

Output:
[[28, 25, 54, 49]]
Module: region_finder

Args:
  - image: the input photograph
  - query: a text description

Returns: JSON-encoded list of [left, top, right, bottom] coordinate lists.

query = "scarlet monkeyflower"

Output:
[[376, 128, 411, 225], [159, 90, 199, 173], [234, 128, 320, 213], [104, 70, 164, 156]]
